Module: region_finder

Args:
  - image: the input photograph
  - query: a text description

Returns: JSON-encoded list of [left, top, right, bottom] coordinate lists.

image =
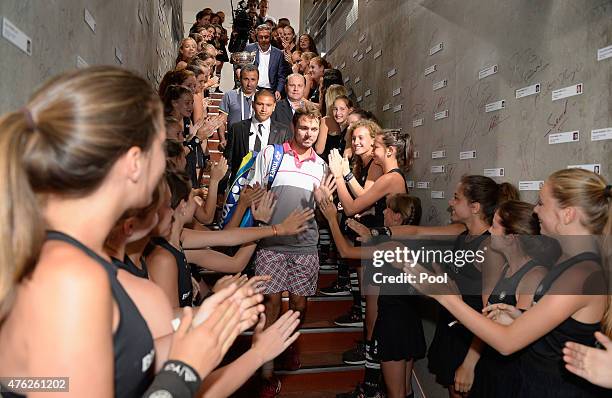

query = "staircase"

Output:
[[201, 265, 364, 397], [200, 92, 364, 397]]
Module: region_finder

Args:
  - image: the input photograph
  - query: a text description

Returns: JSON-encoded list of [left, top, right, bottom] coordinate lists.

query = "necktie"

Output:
[[254, 123, 263, 152]]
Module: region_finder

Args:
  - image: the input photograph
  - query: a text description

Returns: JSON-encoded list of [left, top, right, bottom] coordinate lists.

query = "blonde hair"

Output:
[[324, 84, 347, 117], [176, 37, 197, 64], [547, 168, 612, 336], [0, 66, 163, 319]]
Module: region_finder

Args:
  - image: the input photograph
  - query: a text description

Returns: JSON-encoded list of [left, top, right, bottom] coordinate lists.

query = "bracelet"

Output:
[[272, 225, 278, 236], [142, 360, 202, 398], [370, 226, 392, 237], [343, 172, 354, 182]]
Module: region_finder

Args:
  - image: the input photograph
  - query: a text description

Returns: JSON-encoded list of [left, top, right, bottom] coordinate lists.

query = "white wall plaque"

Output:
[[413, 150, 420, 159], [2, 17, 32, 55], [485, 100, 506, 113], [434, 110, 449, 120], [519, 181, 544, 191], [344, 76, 350, 83], [357, 53, 364, 62], [359, 33, 366, 42], [84, 8, 96, 32], [374, 50, 382, 59], [591, 127, 612, 141], [387, 68, 397, 78], [417, 181, 431, 189], [432, 150, 446, 159], [431, 165, 446, 173], [340, 61, 346, 69], [352, 49, 359, 58], [356, 96, 363, 103], [424, 64, 437, 75], [484, 168, 505, 177], [478, 64, 498, 80], [429, 42, 443, 55], [567, 164, 601, 174], [516, 83, 540, 99], [365, 89, 372, 97], [549, 130, 579, 145], [552, 83, 583, 101], [597, 44, 612, 61], [413, 118, 424, 127], [459, 150, 476, 160], [433, 79, 448, 91], [382, 103, 391, 111], [406, 180, 415, 188], [365, 45, 372, 54], [392, 87, 401, 96], [393, 104, 403, 113], [431, 191, 445, 199], [355, 76, 361, 83]]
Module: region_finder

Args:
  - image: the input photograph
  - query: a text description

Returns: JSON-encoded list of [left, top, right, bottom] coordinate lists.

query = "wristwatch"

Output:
[[370, 227, 392, 237]]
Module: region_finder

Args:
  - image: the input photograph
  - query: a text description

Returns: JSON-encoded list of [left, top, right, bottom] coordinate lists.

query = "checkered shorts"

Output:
[[254, 249, 319, 296]]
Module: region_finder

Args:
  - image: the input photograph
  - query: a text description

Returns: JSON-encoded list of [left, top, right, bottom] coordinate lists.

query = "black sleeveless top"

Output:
[[488, 259, 539, 307], [321, 129, 346, 162], [528, 252, 603, 368], [112, 255, 149, 279], [47, 231, 155, 398], [447, 230, 490, 311], [151, 237, 193, 307]]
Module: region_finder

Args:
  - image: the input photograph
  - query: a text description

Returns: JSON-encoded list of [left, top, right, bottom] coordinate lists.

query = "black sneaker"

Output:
[[342, 341, 365, 365], [334, 305, 363, 327], [320, 281, 350, 296], [336, 383, 365, 398]]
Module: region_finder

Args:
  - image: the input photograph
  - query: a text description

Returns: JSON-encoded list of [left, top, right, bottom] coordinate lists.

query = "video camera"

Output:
[[228, 0, 254, 53]]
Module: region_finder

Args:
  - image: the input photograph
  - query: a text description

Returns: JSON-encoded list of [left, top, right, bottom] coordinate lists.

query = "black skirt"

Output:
[[470, 347, 522, 398], [427, 305, 476, 386], [374, 295, 426, 362]]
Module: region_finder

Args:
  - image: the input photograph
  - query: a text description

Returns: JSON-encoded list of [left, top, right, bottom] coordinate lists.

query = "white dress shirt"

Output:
[[249, 117, 272, 151], [257, 45, 272, 89]]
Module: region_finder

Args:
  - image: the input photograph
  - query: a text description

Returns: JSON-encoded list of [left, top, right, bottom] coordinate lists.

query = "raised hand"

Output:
[[197, 114, 225, 140], [482, 303, 522, 326], [212, 274, 247, 293], [564, 331, 612, 388], [192, 283, 239, 327], [239, 183, 266, 208], [313, 174, 337, 204], [346, 218, 371, 242], [276, 208, 315, 236], [317, 198, 337, 221], [251, 311, 301, 363], [328, 149, 344, 178], [188, 118, 207, 140], [341, 156, 350, 176], [168, 299, 241, 379], [210, 157, 229, 181], [252, 191, 277, 224]]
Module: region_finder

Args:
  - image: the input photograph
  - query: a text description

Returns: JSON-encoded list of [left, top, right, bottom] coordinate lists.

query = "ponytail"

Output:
[[460, 175, 519, 225], [0, 66, 162, 320], [0, 111, 45, 320]]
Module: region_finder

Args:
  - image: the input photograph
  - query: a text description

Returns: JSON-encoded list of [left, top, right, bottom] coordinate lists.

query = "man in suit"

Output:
[[223, 89, 292, 183], [244, 24, 289, 100], [271, 73, 309, 128]]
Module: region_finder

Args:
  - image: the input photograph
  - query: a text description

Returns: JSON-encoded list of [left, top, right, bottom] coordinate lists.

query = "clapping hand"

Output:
[[317, 198, 337, 221], [252, 191, 277, 224], [275, 208, 315, 236], [328, 149, 345, 178], [209, 157, 229, 182], [251, 311, 301, 364]]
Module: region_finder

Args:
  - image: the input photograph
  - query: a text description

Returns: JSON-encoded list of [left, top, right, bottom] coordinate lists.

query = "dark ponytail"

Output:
[[460, 175, 519, 225]]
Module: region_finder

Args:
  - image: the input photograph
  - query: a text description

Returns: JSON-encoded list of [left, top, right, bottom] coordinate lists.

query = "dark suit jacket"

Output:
[[223, 118, 292, 182], [271, 99, 293, 128], [244, 43, 289, 94]]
